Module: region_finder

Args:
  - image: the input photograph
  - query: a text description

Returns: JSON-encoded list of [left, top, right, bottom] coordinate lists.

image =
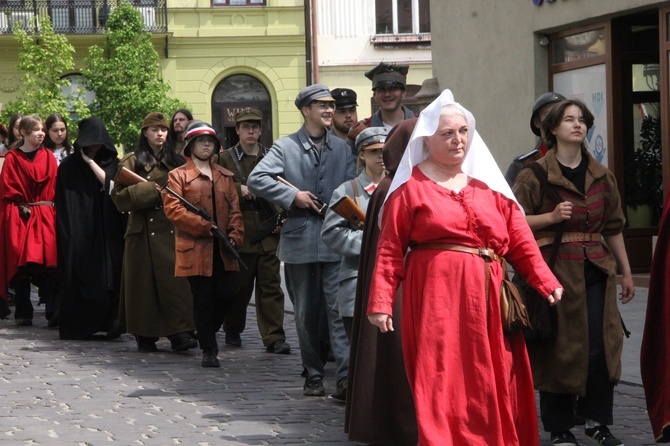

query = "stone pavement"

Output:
[[0, 284, 659, 445]]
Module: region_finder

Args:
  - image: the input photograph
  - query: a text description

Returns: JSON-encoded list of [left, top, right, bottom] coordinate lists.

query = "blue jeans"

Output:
[[284, 262, 349, 381]]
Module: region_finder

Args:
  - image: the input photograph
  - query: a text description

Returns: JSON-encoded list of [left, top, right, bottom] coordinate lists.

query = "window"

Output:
[[60, 74, 95, 119], [375, 0, 430, 35], [212, 0, 265, 6]]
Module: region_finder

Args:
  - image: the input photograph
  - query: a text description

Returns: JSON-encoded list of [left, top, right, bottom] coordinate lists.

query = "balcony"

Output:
[[0, 0, 167, 35]]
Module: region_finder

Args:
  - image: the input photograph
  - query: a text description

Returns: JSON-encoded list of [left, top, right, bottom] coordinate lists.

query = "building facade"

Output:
[[315, 0, 433, 118], [430, 0, 670, 272], [0, 0, 306, 148]]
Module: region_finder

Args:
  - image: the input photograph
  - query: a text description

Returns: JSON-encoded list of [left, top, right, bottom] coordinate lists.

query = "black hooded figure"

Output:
[[55, 117, 127, 340]]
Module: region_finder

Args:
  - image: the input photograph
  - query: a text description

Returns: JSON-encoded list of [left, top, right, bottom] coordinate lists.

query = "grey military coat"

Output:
[[247, 126, 356, 264], [321, 170, 376, 317]]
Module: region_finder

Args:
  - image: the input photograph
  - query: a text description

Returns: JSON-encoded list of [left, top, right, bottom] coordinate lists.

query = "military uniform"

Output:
[[217, 140, 288, 350]]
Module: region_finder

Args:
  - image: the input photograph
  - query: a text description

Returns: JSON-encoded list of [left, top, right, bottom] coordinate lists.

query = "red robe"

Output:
[[0, 147, 57, 302], [368, 169, 560, 446], [641, 189, 670, 442]]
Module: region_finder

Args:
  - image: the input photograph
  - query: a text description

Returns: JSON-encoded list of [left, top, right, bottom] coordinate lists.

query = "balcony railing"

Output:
[[0, 0, 167, 34]]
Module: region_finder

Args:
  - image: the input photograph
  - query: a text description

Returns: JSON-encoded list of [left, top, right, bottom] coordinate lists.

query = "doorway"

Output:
[[211, 74, 272, 150], [612, 11, 661, 273]]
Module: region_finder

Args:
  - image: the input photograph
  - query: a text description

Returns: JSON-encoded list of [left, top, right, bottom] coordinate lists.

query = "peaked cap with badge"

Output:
[[365, 63, 409, 90]]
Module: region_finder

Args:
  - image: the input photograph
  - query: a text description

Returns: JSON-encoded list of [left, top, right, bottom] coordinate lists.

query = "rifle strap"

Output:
[[523, 161, 565, 266], [349, 180, 360, 208], [227, 146, 247, 183]]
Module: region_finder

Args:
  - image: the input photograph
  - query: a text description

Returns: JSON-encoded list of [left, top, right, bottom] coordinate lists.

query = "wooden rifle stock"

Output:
[[330, 195, 365, 229], [114, 166, 148, 186]]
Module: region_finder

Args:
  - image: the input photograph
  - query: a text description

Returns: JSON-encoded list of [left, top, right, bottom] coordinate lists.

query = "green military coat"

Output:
[[111, 153, 194, 337], [513, 149, 626, 396], [216, 145, 279, 254]]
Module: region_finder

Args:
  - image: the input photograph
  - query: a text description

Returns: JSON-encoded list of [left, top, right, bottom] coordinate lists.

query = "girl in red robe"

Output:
[[367, 91, 563, 445], [0, 115, 57, 324]]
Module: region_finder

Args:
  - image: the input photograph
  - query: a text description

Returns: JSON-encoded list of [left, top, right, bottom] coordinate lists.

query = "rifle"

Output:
[[276, 176, 328, 219], [114, 166, 248, 270], [329, 195, 365, 229], [250, 208, 287, 244], [248, 197, 286, 245]]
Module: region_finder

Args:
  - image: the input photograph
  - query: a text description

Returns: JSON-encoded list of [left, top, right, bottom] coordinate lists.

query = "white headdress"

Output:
[[382, 89, 520, 224]]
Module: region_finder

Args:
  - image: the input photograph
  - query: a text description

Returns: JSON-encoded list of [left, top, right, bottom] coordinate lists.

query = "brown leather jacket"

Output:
[[163, 158, 244, 276]]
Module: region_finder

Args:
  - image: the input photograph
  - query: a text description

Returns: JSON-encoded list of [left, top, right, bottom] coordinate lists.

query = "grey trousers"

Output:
[[284, 261, 349, 381]]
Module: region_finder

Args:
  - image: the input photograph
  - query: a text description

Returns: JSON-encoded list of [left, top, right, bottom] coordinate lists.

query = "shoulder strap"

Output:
[[349, 179, 360, 208], [523, 161, 565, 268], [226, 146, 247, 183]]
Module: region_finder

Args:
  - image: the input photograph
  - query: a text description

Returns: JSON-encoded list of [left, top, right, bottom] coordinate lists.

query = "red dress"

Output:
[[641, 189, 670, 442], [0, 147, 57, 302], [368, 168, 560, 446]]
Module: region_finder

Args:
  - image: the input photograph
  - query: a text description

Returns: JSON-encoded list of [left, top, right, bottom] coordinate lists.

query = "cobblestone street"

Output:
[[0, 284, 658, 445]]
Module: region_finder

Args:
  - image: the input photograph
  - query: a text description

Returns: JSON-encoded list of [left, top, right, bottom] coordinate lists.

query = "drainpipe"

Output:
[[304, 0, 319, 85], [311, 0, 319, 83]]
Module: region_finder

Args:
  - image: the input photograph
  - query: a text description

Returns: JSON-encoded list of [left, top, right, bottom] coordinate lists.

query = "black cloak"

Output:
[[55, 117, 127, 340]]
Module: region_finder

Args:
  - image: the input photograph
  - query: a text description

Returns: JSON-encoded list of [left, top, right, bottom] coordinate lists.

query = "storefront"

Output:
[[431, 1, 670, 272]]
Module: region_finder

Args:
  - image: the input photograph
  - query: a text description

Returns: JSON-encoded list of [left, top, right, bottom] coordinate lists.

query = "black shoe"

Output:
[[584, 425, 623, 446], [201, 350, 220, 368], [46, 312, 59, 328], [329, 377, 347, 402], [106, 321, 124, 340], [266, 340, 291, 354], [170, 332, 198, 352], [551, 430, 580, 445], [135, 336, 158, 352], [0, 299, 10, 320], [303, 377, 325, 396], [225, 333, 242, 347]]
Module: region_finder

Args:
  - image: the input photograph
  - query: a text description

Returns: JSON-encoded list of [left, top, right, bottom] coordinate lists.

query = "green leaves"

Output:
[[4, 0, 187, 150], [84, 1, 186, 151], [2, 16, 89, 138]]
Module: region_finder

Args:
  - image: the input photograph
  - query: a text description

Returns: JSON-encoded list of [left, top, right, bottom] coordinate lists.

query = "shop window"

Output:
[[212, 0, 265, 6], [551, 29, 606, 64], [375, 0, 430, 35]]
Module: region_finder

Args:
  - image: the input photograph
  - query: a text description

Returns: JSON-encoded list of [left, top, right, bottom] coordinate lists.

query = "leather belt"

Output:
[[285, 208, 313, 218], [22, 201, 54, 207], [411, 243, 503, 264], [411, 243, 503, 302], [535, 232, 602, 248], [239, 202, 262, 211]]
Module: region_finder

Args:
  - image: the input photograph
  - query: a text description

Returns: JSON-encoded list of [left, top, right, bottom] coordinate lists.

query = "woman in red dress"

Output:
[[367, 91, 563, 445], [0, 115, 57, 323]]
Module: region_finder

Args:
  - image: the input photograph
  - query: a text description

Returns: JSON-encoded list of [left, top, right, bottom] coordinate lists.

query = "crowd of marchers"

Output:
[[4, 61, 668, 446]]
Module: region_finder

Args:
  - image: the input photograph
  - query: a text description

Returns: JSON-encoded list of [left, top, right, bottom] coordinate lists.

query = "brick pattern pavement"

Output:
[[0, 293, 657, 445]]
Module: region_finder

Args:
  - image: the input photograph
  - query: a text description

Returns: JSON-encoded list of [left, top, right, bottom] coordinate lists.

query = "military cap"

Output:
[[141, 112, 169, 130], [355, 127, 389, 151], [365, 63, 409, 90], [234, 108, 263, 123], [530, 92, 565, 136], [294, 84, 335, 110], [330, 88, 358, 109]]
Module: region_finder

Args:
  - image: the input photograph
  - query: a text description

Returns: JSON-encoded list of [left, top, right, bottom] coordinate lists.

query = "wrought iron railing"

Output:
[[0, 0, 167, 34]]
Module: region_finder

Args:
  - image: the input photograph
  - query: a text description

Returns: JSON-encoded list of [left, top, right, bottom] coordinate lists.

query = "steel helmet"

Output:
[[530, 92, 565, 136]]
